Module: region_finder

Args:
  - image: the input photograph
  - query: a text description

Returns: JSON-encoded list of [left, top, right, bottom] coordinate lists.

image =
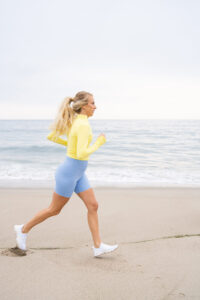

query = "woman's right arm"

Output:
[[47, 130, 68, 146]]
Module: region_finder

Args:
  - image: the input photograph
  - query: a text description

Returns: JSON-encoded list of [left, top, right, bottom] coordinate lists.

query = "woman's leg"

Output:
[[76, 188, 101, 248], [22, 192, 70, 233]]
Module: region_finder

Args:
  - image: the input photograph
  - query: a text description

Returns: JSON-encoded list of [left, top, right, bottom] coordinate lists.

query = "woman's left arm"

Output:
[[76, 124, 106, 159], [47, 130, 68, 146]]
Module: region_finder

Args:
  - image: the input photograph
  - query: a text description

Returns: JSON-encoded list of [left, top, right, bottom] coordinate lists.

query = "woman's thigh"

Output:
[[55, 164, 76, 198], [48, 192, 71, 214], [76, 188, 98, 211]]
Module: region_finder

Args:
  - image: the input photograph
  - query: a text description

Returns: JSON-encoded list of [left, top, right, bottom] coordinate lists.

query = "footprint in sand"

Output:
[[1, 247, 33, 257]]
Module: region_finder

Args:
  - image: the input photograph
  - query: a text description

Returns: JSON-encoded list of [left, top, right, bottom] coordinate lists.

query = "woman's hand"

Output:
[[98, 133, 106, 139]]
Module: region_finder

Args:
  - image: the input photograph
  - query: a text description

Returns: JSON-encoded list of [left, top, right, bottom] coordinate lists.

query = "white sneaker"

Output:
[[92, 242, 118, 257], [14, 224, 27, 251]]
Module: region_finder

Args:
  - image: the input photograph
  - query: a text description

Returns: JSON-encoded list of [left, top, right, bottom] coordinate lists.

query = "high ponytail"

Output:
[[48, 91, 92, 138]]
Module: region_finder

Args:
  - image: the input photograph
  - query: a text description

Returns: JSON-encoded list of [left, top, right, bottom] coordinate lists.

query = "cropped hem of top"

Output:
[[47, 113, 106, 161]]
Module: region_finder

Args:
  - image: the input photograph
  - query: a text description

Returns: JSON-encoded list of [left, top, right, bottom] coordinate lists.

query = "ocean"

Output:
[[1, 119, 200, 188]]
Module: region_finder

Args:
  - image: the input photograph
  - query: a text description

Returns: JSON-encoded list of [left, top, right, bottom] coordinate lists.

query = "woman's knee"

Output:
[[47, 207, 61, 216], [47, 192, 70, 216], [88, 201, 99, 212]]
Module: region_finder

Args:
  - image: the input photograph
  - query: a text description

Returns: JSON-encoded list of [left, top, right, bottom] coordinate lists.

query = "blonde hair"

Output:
[[48, 91, 93, 137]]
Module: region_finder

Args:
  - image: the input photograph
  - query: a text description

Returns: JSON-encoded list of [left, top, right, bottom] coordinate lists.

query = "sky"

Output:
[[0, 0, 200, 119]]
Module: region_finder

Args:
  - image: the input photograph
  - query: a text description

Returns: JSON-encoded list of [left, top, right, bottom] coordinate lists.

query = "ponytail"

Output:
[[48, 97, 76, 137], [48, 91, 92, 137]]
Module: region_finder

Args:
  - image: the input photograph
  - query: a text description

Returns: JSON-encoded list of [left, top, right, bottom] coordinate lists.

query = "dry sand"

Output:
[[0, 187, 200, 300]]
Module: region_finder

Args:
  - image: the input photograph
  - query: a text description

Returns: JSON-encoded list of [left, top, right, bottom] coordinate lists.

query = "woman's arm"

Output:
[[76, 124, 106, 159], [47, 130, 68, 146]]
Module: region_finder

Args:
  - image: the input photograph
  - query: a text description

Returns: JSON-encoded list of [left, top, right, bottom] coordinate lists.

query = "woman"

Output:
[[14, 91, 118, 257]]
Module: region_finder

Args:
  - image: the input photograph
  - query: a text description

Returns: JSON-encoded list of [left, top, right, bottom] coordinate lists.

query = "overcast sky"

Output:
[[0, 0, 200, 119]]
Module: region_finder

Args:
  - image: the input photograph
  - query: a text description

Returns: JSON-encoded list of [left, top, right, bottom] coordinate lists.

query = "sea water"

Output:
[[0, 119, 200, 188]]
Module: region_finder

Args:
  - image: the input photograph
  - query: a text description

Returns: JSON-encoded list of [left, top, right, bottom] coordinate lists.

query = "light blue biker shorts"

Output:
[[54, 156, 91, 197]]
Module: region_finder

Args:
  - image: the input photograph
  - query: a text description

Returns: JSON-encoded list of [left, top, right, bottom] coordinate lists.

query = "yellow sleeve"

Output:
[[76, 124, 106, 159], [47, 130, 68, 146]]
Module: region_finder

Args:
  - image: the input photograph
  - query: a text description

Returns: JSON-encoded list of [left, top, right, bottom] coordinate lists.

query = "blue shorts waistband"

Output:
[[66, 155, 88, 163]]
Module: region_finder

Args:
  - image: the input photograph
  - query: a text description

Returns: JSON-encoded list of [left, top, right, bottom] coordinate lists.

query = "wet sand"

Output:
[[0, 187, 200, 299]]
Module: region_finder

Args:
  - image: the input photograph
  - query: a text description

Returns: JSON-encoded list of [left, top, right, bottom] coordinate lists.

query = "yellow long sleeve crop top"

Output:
[[47, 114, 106, 161]]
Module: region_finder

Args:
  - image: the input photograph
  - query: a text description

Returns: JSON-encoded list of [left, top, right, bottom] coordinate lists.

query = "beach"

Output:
[[1, 187, 200, 299]]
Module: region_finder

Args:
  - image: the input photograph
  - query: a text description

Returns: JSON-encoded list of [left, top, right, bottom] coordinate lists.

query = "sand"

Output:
[[0, 187, 200, 300]]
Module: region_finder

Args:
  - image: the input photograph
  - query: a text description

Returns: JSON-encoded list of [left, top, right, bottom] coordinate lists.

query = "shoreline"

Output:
[[1, 186, 200, 190]]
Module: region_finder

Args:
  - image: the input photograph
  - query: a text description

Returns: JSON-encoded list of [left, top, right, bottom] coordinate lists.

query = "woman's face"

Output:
[[81, 95, 97, 117]]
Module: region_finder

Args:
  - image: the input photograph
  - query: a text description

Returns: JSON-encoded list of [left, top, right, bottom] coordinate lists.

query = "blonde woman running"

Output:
[[14, 91, 118, 257]]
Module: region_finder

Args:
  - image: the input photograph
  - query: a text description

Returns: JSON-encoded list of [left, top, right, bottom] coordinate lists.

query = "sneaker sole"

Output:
[[94, 246, 119, 257]]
